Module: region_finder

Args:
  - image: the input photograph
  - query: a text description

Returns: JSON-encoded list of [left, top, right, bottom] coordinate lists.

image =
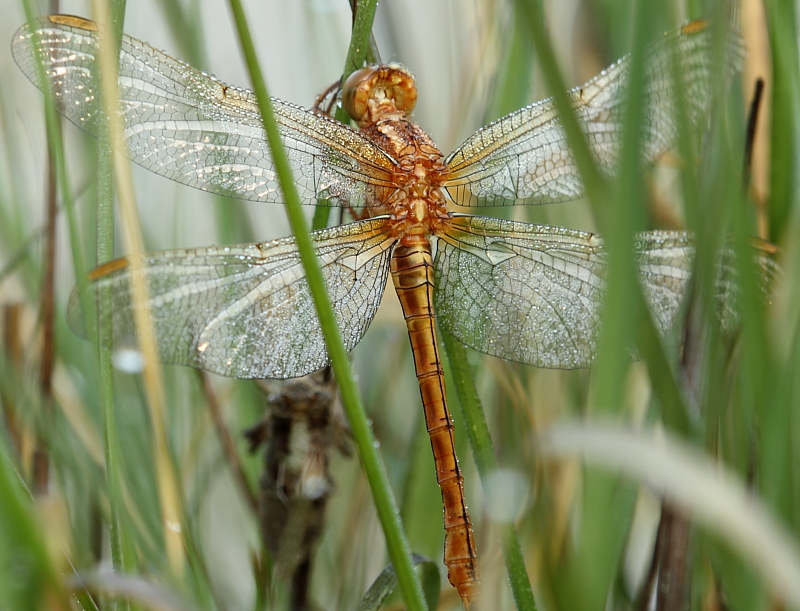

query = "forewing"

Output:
[[69, 218, 396, 379], [13, 15, 396, 207], [444, 21, 744, 206]]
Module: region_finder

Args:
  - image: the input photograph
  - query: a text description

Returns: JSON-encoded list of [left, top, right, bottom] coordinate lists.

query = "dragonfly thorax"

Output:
[[384, 189, 452, 237], [355, 96, 451, 237]]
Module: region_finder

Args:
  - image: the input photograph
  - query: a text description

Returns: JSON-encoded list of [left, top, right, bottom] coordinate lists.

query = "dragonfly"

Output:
[[13, 15, 775, 606]]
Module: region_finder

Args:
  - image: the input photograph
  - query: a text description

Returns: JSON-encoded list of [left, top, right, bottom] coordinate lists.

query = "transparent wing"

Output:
[[444, 21, 744, 206], [13, 15, 397, 207], [69, 218, 396, 379], [434, 216, 609, 368], [434, 215, 775, 369]]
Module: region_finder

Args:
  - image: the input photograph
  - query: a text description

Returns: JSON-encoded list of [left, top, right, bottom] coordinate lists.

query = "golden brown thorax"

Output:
[[342, 65, 452, 237]]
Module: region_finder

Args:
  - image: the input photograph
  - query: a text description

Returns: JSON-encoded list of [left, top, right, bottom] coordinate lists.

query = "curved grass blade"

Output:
[[225, 1, 428, 609], [356, 555, 440, 611]]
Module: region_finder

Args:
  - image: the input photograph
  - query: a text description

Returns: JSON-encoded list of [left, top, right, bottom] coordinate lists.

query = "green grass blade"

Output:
[[0, 445, 72, 610], [88, 0, 136, 584], [312, 1, 379, 232], [225, 2, 427, 609], [90, 0, 187, 577], [765, 0, 799, 241], [513, 0, 607, 210], [356, 555, 440, 611], [442, 331, 537, 610]]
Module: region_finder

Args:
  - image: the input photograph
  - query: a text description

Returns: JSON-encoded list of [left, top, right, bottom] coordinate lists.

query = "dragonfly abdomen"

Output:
[[390, 236, 480, 606]]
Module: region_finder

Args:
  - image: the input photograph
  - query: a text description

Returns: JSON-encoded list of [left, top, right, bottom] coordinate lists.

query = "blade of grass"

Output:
[[589, 0, 658, 414], [340, 0, 379, 81], [441, 331, 537, 610], [312, 0, 379, 231], [86, 0, 138, 584], [0, 444, 72, 611], [513, 0, 608, 212], [36, 61, 58, 497], [15, 0, 140, 582], [356, 555, 440, 611], [225, 2, 427, 609], [538, 421, 800, 607], [765, 0, 799, 243], [570, 6, 663, 607], [757, 0, 800, 543], [90, 0, 186, 575]]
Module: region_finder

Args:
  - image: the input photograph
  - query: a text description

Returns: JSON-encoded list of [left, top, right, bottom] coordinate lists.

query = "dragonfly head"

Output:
[[342, 63, 418, 125]]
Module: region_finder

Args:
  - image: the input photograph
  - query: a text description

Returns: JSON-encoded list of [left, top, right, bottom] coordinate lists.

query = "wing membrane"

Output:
[[69, 218, 396, 379], [13, 15, 396, 207], [444, 21, 744, 206], [434, 215, 775, 369], [434, 216, 607, 368]]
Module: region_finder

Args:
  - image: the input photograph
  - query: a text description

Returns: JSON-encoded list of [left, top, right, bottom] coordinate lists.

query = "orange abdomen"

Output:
[[390, 234, 480, 606]]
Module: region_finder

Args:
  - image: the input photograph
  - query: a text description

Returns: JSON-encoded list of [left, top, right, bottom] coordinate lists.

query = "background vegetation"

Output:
[[0, 0, 798, 609]]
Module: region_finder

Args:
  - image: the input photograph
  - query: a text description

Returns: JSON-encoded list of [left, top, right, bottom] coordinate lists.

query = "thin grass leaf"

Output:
[[356, 555, 440, 611], [225, 1, 427, 609], [312, 1, 380, 231], [538, 421, 800, 607], [442, 331, 537, 611], [85, 1, 187, 576], [0, 444, 72, 611]]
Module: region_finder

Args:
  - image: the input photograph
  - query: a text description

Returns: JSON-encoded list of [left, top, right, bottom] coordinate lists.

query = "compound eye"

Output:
[[342, 66, 376, 122]]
